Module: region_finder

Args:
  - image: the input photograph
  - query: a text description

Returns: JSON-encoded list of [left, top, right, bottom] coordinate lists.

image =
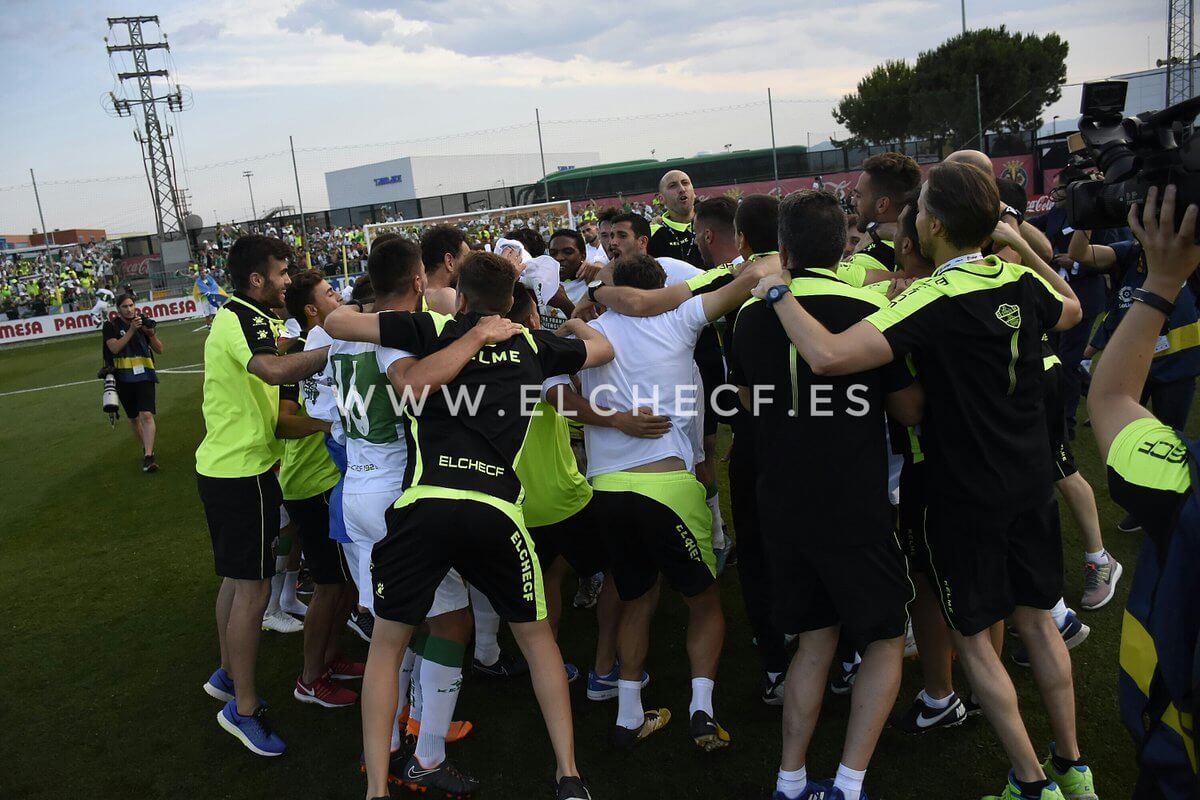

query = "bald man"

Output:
[[945, 150, 1053, 263], [649, 170, 704, 267]]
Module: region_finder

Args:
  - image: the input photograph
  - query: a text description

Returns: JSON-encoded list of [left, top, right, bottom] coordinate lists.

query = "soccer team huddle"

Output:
[[196, 153, 1139, 800]]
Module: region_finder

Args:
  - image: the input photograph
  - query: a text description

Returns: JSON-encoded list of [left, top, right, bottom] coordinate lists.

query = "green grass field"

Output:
[[1, 318, 1172, 799]]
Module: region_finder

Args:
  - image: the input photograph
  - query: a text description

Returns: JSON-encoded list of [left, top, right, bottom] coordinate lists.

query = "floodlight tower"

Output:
[[1164, 0, 1196, 106], [104, 16, 188, 245]]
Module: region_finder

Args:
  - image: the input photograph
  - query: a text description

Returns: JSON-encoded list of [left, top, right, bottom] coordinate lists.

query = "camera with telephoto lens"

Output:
[[1065, 80, 1200, 236], [139, 312, 156, 330]]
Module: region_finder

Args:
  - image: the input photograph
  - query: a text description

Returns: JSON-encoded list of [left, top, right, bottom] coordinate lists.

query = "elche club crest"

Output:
[[995, 303, 1022, 329]]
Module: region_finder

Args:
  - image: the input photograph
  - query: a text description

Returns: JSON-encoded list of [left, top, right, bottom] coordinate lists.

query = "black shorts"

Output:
[[116, 379, 156, 419], [590, 470, 715, 602], [197, 469, 282, 580], [766, 528, 913, 643], [923, 497, 1063, 636], [374, 494, 545, 625], [283, 490, 350, 585], [898, 459, 929, 572], [528, 498, 609, 578], [1043, 365, 1078, 479]]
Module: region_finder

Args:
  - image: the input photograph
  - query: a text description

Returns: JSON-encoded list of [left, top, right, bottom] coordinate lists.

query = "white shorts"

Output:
[[344, 490, 469, 616], [199, 298, 216, 317]]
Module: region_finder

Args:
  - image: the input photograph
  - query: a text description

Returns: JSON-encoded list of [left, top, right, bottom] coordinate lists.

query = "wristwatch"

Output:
[[1001, 205, 1024, 224], [587, 279, 605, 304], [764, 283, 790, 306]]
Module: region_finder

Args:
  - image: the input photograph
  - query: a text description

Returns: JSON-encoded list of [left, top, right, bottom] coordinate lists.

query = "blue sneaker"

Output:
[[217, 700, 285, 757], [586, 663, 650, 701], [565, 663, 580, 683], [203, 667, 235, 703], [1011, 610, 1091, 668], [771, 781, 854, 799]]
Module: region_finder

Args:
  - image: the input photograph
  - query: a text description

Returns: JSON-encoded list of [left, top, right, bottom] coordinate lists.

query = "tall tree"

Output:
[[832, 27, 1068, 148], [911, 27, 1068, 147], [833, 60, 916, 146]]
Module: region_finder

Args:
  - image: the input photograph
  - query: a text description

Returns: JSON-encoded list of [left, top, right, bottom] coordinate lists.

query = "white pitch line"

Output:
[[0, 364, 205, 398]]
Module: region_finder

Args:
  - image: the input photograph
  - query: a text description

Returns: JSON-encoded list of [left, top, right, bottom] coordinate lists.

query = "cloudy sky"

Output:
[[0, 0, 1166, 233]]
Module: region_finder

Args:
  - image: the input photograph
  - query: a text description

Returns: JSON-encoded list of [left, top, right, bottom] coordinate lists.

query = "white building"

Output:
[[324, 152, 601, 209]]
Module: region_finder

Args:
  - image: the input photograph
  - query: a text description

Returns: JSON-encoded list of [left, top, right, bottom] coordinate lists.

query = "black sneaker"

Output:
[[401, 754, 480, 798], [891, 692, 967, 734], [472, 650, 529, 678], [359, 734, 417, 785], [348, 609, 374, 642], [689, 709, 731, 751], [1117, 513, 1142, 533], [963, 694, 983, 717], [142, 453, 158, 472], [829, 661, 858, 695], [761, 672, 785, 706], [556, 776, 592, 800], [295, 568, 315, 596]]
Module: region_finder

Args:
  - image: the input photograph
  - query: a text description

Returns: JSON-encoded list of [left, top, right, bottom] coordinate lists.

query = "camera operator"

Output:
[[1087, 185, 1200, 800], [1068, 217, 1200, 535], [103, 293, 163, 472], [1027, 167, 1128, 438]]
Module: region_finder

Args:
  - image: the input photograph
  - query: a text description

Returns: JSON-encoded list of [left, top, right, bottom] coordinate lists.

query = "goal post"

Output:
[[363, 200, 575, 250]]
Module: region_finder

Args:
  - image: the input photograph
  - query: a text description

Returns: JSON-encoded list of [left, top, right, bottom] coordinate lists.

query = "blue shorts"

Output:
[[324, 434, 351, 544]]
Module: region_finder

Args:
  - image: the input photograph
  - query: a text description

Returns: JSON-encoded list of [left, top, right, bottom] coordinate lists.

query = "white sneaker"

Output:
[[280, 598, 308, 618], [262, 609, 304, 633]]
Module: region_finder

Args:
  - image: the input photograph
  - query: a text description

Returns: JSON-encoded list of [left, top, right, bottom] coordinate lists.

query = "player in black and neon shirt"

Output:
[[196, 236, 332, 758], [734, 190, 922, 800], [837, 152, 921, 288], [324, 251, 613, 800], [752, 163, 1093, 800], [1087, 185, 1200, 800], [648, 169, 703, 267]]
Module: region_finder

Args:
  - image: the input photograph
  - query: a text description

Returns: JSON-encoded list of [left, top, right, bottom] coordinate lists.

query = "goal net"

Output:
[[364, 200, 575, 330]]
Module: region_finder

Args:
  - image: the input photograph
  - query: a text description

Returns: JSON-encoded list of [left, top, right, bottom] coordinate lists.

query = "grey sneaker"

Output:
[[1081, 555, 1124, 611]]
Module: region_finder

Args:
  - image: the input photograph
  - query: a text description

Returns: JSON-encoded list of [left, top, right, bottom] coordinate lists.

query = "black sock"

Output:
[[1051, 751, 1084, 774], [1015, 777, 1051, 799]]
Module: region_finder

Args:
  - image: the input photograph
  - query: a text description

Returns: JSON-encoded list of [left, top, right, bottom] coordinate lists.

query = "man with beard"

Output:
[[838, 153, 922, 288]]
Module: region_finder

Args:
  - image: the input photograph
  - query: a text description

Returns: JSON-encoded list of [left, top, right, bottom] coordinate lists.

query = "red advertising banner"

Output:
[[0, 296, 199, 345]]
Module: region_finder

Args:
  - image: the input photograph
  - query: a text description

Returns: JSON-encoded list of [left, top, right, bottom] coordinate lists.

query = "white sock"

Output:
[[266, 556, 287, 615], [707, 493, 727, 550], [415, 649, 464, 768], [616, 679, 644, 729], [1050, 598, 1069, 629], [391, 649, 416, 751], [471, 587, 501, 666], [1085, 549, 1108, 565], [689, 676, 714, 717], [410, 655, 424, 724], [918, 689, 953, 709], [833, 764, 866, 800], [281, 569, 301, 608], [776, 766, 808, 799]]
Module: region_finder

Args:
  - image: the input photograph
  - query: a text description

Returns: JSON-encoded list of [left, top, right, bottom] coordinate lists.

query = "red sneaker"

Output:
[[328, 656, 366, 680], [294, 673, 358, 708]]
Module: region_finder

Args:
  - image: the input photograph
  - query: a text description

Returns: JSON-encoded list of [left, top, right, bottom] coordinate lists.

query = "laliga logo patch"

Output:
[[995, 303, 1022, 329], [1001, 160, 1029, 187]]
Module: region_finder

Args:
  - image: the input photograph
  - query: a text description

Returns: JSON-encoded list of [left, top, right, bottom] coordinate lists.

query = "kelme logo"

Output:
[[995, 303, 1021, 329]]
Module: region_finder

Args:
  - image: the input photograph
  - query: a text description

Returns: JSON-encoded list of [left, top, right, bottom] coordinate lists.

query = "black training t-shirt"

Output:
[[732, 267, 913, 546], [378, 310, 588, 504], [866, 256, 1064, 510]]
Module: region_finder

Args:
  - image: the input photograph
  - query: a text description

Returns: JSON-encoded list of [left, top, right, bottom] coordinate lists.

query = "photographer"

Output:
[[103, 293, 163, 472], [1087, 185, 1200, 800]]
